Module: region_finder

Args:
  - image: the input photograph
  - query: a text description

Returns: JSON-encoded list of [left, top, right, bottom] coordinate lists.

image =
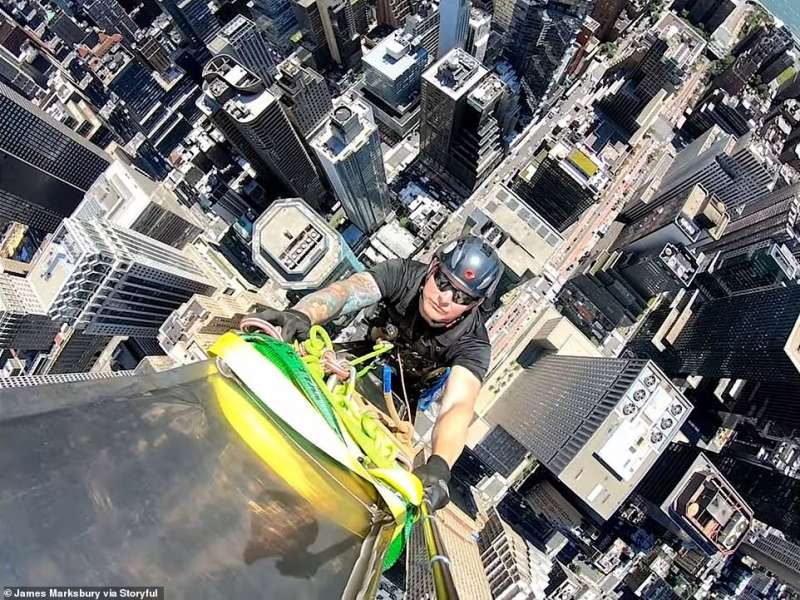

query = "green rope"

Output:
[[240, 331, 414, 570], [240, 333, 342, 438], [383, 508, 416, 571]]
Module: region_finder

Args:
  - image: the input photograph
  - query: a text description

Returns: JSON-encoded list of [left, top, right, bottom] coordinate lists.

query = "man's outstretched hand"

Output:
[[413, 455, 451, 512], [244, 308, 313, 342]]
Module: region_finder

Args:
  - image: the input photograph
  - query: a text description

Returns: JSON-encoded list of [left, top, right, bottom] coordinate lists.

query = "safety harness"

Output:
[[209, 327, 421, 570]]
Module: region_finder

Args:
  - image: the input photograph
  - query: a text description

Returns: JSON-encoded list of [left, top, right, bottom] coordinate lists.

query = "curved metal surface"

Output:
[[0, 362, 386, 599]]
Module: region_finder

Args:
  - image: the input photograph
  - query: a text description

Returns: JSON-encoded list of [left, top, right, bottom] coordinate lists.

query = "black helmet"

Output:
[[435, 236, 503, 300]]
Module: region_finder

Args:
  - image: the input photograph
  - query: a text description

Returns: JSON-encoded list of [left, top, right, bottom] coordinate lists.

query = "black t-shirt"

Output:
[[368, 259, 491, 383]]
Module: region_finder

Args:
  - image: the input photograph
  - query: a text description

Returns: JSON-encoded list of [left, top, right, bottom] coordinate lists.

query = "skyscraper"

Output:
[[710, 453, 800, 544], [209, 15, 277, 86], [438, 0, 470, 57], [636, 443, 753, 557], [250, 197, 360, 290], [447, 74, 506, 192], [420, 49, 486, 170], [465, 8, 491, 64], [249, 0, 300, 50], [0, 273, 60, 352], [487, 355, 692, 520], [75, 159, 203, 249], [29, 218, 216, 338], [706, 241, 799, 298], [310, 96, 389, 234], [362, 29, 428, 110], [273, 56, 332, 136], [377, 0, 414, 28], [622, 127, 776, 220], [198, 56, 328, 210], [406, 1, 441, 60], [694, 183, 800, 261], [157, 0, 221, 49], [598, 32, 695, 138], [360, 30, 427, 138], [0, 82, 111, 232], [84, 0, 139, 47], [510, 140, 608, 232], [644, 286, 800, 382], [503, 0, 587, 113], [611, 184, 729, 255]]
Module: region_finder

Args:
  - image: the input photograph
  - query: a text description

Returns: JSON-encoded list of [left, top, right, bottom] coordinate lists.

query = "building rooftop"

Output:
[[362, 30, 424, 81], [310, 96, 375, 162], [468, 185, 563, 278], [422, 48, 486, 100], [251, 198, 343, 290], [468, 74, 505, 112]]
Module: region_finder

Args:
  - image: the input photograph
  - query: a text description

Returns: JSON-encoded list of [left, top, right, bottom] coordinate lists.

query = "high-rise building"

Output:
[[637, 286, 800, 382], [711, 24, 793, 97], [742, 528, 800, 585], [159, 289, 282, 364], [465, 8, 490, 64], [598, 21, 705, 141], [590, 0, 626, 42], [0, 82, 111, 233], [612, 184, 729, 255], [48, 9, 86, 48], [405, 502, 493, 599], [477, 507, 561, 599], [28, 218, 216, 338], [447, 74, 506, 192], [362, 29, 428, 111], [208, 15, 277, 86], [377, 0, 413, 28], [510, 140, 608, 232], [0, 273, 60, 352], [295, 0, 361, 69], [134, 34, 172, 75], [705, 241, 799, 298], [74, 159, 203, 249], [361, 29, 427, 137], [157, 0, 221, 49], [198, 55, 327, 210], [636, 443, 753, 557], [420, 49, 486, 170], [272, 56, 332, 136], [292, 0, 333, 68], [249, 0, 300, 50], [622, 127, 776, 220], [84, 0, 139, 47], [310, 96, 389, 234], [487, 355, 692, 520], [710, 454, 800, 544], [694, 183, 800, 261], [682, 88, 756, 140], [42, 330, 112, 375], [251, 197, 361, 291], [405, 1, 440, 61], [503, 0, 587, 113], [438, 0, 469, 57]]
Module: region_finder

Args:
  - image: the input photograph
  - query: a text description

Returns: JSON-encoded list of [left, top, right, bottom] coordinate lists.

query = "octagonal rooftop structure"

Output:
[[251, 198, 344, 290]]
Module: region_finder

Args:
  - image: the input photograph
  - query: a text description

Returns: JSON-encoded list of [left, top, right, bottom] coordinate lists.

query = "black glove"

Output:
[[246, 308, 312, 342], [414, 455, 451, 512]]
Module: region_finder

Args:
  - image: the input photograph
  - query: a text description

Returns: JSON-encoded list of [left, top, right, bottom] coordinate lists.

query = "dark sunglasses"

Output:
[[432, 267, 480, 305]]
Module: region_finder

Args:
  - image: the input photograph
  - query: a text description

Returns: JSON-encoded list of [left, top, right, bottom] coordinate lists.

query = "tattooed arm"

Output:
[[293, 271, 383, 324]]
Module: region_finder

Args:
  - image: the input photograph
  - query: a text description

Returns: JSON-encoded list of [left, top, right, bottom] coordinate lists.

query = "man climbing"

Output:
[[248, 235, 503, 512]]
